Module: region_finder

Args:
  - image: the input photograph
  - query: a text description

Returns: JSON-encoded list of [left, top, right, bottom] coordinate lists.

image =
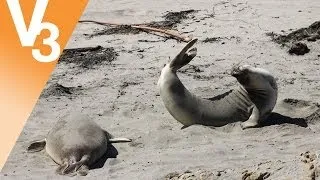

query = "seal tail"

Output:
[[108, 138, 132, 143], [169, 39, 198, 71]]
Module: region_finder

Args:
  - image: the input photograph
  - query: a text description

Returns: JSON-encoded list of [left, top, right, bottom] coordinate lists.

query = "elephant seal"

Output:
[[27, 114, 132, 176], [158, 39, 278, 129]]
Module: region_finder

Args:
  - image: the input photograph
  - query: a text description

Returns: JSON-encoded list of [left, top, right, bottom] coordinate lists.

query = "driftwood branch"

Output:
[[78, 20, 192, 42]]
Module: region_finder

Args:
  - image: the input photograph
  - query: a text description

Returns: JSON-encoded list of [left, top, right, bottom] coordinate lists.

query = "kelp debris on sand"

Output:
[[86, 10, 198, 38], [58, 46, 118, 69], [267, 21, 320, 45]]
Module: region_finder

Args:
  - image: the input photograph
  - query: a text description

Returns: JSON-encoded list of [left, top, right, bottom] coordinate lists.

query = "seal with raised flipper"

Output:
[[158, 39, 278, 129], [27, 113, 132, 176]]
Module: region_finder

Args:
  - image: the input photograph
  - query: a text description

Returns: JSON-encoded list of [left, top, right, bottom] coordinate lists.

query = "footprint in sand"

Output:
[[300, 151, 320, 180]]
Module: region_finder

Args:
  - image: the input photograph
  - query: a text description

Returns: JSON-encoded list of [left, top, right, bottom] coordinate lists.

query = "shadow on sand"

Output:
[[90, 144, 119, 170], [260, 112, 308, 127]]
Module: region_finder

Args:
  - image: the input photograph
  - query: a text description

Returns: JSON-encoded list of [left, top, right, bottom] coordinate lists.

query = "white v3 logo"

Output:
[[6, 0, 60, 63]]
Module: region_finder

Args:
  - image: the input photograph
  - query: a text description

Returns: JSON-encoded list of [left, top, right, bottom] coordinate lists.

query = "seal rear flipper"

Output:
[[56, 161, 76, 177], [27, 139, 46, 153], [77, 165, 89, 176], [59, 155, 90, 176], [169, 39, 198, 70], [108, 137, 132, 143]]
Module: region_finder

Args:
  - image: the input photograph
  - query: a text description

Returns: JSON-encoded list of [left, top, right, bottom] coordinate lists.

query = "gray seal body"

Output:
[[27, 114, 131, 176], [158, 39, 278, 129]]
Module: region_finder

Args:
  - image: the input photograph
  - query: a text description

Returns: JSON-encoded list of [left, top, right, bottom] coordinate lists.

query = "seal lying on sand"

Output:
[[27, 114, 132, 176], [158, 39, 278, 129]]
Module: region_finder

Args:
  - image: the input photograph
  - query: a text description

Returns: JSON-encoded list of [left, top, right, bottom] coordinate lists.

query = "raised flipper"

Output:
[[169, 39, 198, 71], [241, 105, 260, 129], [27, 139, 46, 152]]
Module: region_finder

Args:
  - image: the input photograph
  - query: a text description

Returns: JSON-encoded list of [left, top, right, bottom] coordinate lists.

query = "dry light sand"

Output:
[[1, 0, 320, 179]]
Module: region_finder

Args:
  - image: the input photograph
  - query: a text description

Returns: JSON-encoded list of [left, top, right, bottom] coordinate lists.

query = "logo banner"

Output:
[[0, 0, 89, 169]]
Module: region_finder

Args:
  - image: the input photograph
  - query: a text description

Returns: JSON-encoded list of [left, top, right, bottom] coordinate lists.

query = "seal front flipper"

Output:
[[108, 138, 132, 143], [181, 125, 191, 129], [77, 165, 89, 176], [241, 105, 260, 129], [103, 130, 132, 143], [27, 139, 46, 152]]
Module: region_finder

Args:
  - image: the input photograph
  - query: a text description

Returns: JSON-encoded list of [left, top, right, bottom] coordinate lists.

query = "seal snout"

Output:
[[230, 67, 242, 78], [231, 65, 249, 78]]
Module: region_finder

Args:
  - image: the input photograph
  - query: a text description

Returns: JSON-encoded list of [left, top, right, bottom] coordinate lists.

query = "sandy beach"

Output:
[[1, 0, 320, 179]]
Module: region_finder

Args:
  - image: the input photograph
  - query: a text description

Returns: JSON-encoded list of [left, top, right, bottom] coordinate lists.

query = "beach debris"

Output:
[[78, 10, 198, 42], [288, 42, 310, 55]]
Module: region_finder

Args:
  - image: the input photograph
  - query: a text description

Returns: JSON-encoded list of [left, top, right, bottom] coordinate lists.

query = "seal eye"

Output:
[[231, 66, 249, 77], [242, 68, 249, 74], [237, 73, 250, 85]]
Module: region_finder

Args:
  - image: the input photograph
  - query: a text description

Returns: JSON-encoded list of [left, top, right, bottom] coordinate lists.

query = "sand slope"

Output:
[[1, 0, 320, 179]]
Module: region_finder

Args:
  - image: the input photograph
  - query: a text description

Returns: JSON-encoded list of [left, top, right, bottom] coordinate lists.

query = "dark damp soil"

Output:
[[242, 170, 271, 180], [158, 9, 198, 28], [117, 81, 142, 98], [202, 36, 241, 44], [85, 25, 141, 38], [86, 9, 198, 38], [282, 98, 320, 108], [119, 81, 141, 89], [266, 21, 320, 45], [40, 83, 83, 98], [142, 9, 198, 29], [202, 37, 222, 43], [288, 42, 310, 55], [164, 169, 217, 180], [58, 46, 118, 69], [179, 65, 203, 74]]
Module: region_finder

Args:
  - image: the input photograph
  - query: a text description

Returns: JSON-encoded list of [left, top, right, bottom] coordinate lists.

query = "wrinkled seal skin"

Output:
[[158, 39, 278, 129], [27, 114, 132, 176]]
